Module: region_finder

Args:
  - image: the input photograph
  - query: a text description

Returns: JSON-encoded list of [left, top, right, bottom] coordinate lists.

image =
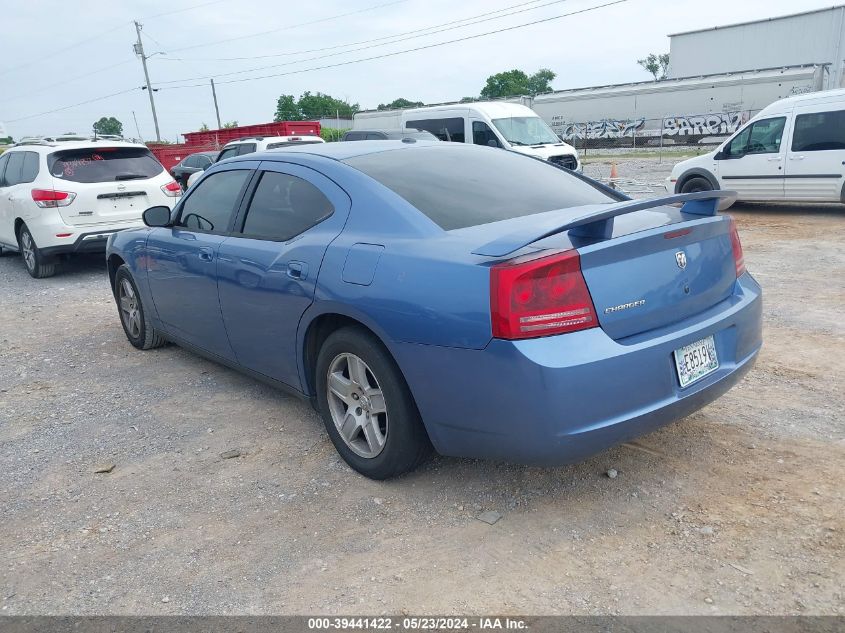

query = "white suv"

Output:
[[186, 135, 325, 188], [0, 139, 181, 278]]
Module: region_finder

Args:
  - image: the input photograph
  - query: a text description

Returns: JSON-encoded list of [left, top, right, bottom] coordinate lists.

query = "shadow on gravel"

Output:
[[731, 201, 845, 215]]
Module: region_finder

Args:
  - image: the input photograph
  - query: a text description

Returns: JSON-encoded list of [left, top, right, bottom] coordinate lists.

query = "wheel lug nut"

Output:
[[352, 393, 359, 400], [355, 407, 363, 416]]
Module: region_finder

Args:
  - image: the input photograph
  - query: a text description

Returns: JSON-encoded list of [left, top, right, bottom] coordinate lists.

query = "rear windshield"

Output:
[[343, 145, 612, 230], [49, 147, 164, 183]]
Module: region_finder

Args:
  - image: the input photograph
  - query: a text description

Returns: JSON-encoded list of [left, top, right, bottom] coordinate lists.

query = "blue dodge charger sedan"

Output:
[[106, 141, 762, 479]]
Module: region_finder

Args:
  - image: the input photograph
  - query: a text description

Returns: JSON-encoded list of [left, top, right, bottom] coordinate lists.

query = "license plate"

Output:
[[674, 335, 719, 388]]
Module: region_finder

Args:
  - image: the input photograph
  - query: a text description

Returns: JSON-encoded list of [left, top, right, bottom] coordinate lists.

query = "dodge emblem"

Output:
[[675, 251, 687, 270]]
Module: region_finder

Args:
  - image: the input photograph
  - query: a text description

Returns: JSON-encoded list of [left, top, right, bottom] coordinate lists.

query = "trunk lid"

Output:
[[48, 146, 166, 226], [578, 216, 736, 340]]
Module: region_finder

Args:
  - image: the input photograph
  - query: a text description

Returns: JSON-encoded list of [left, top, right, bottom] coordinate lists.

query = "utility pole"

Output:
[[133, 20, 161, 142], [210, 79, 222, 129], [131, 111, 142, 142]]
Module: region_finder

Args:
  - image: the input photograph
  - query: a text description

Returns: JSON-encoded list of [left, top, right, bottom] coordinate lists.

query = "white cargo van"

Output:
[[353, 102, 580, 170], [670, 88, 845, 204]]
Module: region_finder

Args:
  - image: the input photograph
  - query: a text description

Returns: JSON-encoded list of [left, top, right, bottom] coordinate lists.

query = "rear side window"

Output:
[[178, 169, 251, 234], [406, 118, 465, 142], [49, 147, 163, 183], [344, 145, 613, 230], [237, 143, 257, 156], [182, 155, 199, 168], [343, 132, 366, 141], [0, 153, 9, 186], [792, 110, 845, 151], [3, 152, 39, 185], [240, 171, 333, 241]]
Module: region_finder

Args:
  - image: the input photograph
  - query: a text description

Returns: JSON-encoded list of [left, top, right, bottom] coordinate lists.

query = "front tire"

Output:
[[17, 224, 56, 278], [316, 326, 432, 479], [680, 176, 715, 194], [114, 264, 166, 350]]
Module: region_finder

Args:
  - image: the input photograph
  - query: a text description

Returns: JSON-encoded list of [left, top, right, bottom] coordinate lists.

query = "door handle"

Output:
[[790, 155, 805, 161], [198, 246, 214, 262], [767, 156, 783, 161], [286, 260, 308, 280]]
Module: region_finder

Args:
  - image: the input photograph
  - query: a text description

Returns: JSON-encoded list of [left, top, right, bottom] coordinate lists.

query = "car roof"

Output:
[[5, 140, 148, 153], [225, 135, 323, 146], [240, 139, 448, 163], [187, 150, 219, 156]]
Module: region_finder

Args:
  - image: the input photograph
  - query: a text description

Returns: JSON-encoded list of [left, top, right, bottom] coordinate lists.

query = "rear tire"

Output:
[[316, 326, 432, 479], [114, 264, 166, 350], [17, 224, 56, 278], [680, 176, 714, 194]]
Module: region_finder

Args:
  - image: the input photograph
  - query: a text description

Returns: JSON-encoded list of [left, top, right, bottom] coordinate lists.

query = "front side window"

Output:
[[724, 117, 785, 157], [406, 118, 465, 142], [49, 147, 164, 183], [491, 116, 559, 146], [197, 156, 213, 168], [182, 155, 199, 168], [177, 169, 251, 234], [792, 110, 845, 151], [239, 171, 334, 241], [472, 121, 500, 147]]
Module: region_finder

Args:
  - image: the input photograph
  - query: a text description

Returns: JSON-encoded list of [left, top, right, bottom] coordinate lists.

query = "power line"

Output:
[[5, 87, 140, 123], [154, 0, 573, 86], [161, 0, 550, 62], [0, 59, 135, 104], [140, 0, 231, 20], [159, 0, 630, 90], [166, 0, 411, 53]]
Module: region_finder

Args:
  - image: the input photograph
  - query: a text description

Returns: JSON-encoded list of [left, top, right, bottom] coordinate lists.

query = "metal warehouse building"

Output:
[[667, 5, 845, 87]]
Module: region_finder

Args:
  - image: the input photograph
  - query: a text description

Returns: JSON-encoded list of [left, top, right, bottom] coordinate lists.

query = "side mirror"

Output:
[[143, 205, 172, 228]]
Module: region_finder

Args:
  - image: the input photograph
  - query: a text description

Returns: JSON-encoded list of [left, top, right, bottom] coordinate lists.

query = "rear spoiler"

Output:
[[472, 190, 737, 258]]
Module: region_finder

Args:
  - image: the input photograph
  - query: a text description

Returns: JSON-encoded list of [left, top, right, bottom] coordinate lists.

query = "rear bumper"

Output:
[[392, 273, 762, 465], [40, 228, 139, 256]]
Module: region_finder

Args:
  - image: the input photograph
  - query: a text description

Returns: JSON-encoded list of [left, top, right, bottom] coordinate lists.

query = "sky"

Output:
[[0, 0, 834, 141]]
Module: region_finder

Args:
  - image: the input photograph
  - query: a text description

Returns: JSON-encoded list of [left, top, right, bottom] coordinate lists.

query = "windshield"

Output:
[[49, 147, 163, 183], [492, 116, 559, 146]]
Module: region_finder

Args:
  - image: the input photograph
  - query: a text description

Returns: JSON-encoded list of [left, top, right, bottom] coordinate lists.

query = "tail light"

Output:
[[490, 250, 597, 340], [161, 180, 182, 197], [31, 189, 76, 208], [728, 216, 746, 277]]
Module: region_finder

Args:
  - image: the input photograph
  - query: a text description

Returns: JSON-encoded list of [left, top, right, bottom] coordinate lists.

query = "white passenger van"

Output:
[[670, 88, 845, 204], [352, 102, 580, 171]]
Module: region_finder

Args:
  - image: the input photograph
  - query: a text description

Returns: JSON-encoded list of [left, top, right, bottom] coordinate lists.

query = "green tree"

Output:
[[199, 123, 210, 132], [274, 94, 302, 121], [459, 96, 477, 103], [480, 68, 556, 99], [526, 68, 556, 95], [222, 121, 239, 128], [377, 97, 424, 111], [637, 53, 670, 80], [92, 116, 123, 136], [297, 91, 359, 119]]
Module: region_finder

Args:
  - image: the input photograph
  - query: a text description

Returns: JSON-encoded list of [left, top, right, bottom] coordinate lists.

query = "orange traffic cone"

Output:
[[609, 162, 619, 179]]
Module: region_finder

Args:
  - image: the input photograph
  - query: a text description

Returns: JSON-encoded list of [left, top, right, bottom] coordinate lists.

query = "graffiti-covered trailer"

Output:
[[531, 64, 826, 147]]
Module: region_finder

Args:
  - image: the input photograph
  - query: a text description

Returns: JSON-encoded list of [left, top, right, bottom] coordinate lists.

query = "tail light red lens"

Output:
[[161, 180, 182, 197], [728, 216, 746, 277], [490, 250, 597, 340], [31, 189, 76, 208]]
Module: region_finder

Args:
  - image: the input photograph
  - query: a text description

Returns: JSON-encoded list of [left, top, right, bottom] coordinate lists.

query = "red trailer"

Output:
[[148, 120, 321, 171]]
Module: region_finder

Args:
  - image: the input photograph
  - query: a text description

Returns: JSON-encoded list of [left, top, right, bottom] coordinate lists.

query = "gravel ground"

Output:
[[1, 158, 843, 615]]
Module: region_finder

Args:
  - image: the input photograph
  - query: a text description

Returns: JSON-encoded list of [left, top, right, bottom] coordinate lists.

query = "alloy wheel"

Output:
[[118, 279, 142, 339], [20, 231, 36, 272], [326, 352, 388, 458]]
